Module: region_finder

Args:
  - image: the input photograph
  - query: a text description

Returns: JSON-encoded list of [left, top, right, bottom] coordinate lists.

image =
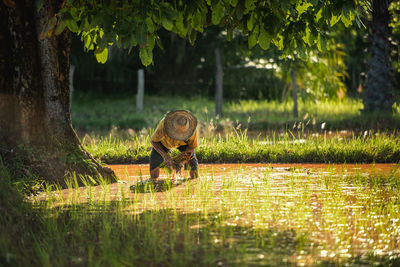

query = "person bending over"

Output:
[[150, 110, 199, 182]]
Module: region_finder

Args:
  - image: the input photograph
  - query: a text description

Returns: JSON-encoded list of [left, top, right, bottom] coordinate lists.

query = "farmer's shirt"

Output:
[[151, 119, 198, 149]]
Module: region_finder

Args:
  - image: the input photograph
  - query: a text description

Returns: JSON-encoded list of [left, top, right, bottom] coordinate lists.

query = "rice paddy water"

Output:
[[32, 164, 400, 266]]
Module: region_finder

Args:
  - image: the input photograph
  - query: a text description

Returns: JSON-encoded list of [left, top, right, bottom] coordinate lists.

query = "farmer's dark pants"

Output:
[[150, 143, 198, 171]]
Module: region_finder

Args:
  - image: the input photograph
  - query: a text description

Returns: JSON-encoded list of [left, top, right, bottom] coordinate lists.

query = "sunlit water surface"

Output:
[[35, 163, 400, 265]]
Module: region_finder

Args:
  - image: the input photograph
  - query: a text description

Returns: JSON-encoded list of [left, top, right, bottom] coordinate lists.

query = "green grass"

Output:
[[84, 130, 400, 164], [71, 92, 400, 133], [72, 93, 400, 164], [2, 163, 400, 266]]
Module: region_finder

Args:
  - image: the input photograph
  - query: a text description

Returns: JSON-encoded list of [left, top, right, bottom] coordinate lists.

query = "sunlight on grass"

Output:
[[72, 94, 400, 134]]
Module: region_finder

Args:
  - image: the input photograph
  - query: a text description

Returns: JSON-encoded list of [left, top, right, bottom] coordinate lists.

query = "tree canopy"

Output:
[[43, 0, 362, 66]]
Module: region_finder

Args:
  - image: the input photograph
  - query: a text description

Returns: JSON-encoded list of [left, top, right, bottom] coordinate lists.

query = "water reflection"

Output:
[[34, 163, 400, 265]]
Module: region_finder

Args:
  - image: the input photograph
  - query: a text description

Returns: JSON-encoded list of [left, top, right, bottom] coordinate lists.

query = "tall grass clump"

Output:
[[83, 132, 151, 164]]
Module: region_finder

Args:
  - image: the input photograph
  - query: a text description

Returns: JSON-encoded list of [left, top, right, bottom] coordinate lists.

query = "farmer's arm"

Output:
[[183, 129, 198, 155], [151, 141, 173, 166], [151, 119, 173, 166]]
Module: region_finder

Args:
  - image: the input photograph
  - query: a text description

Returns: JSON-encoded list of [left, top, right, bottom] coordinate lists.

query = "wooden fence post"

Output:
[[136, 69, 144, 113], [215, 48, 223, 117]]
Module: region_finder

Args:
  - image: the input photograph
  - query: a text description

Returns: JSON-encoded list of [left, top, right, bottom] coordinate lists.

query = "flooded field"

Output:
[[34, 163, 400, 266]]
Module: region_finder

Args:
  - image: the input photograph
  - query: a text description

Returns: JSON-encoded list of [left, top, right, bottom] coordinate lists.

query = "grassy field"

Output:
[[71, 92, 400, 134], [72, 92, 400, 165]]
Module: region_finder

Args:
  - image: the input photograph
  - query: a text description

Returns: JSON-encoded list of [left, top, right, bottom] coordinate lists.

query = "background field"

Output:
[[72, 92, 400, 135], [71, 93, 400, 165]]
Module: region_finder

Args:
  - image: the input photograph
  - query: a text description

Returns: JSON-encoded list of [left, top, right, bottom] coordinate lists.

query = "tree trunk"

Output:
[[0, 1, 115, 184], [70, 64, 75, 105], [363, 0, 393, 112], [290, 69, 298, 119], [215, 48, 223, 117]]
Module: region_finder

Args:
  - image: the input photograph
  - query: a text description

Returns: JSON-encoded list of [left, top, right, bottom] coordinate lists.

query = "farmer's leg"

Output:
[[188, 153, 199, 179], [150, 167, 160, 179], [149, 145, 168, 179], [178, 146, 199, 179]]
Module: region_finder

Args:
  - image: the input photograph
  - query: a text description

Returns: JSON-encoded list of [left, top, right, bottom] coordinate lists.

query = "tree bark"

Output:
[[363, 0, 393, 112], [0, 1, 115, 184], [215, 48, 223, 117]]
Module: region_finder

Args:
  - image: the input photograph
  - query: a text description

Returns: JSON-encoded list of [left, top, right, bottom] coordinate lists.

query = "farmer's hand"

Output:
[[163, 155, 174, 167], [180, 150, 193, 163]]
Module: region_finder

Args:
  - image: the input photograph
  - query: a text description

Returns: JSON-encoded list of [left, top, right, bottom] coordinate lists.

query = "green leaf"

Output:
[[70, 7, 79, 20], [66, 19, 79, 33], [161, 15, 174, 31], [297, 41, 307, 61], [272, 34, 284, 50], [247, 12, 256, 31], [155, 35, 164, 50], [95, 48, 108, 64], [161, 2, 178, 31], [317, 34, 326, 52], [315, 8, 323, 23], [139, 46, 153, 66], [129, 34, 138, 47], [296, 2, 312, 16], [245, 0, 256, 13], [83, 34, 95, 50], [212, 2, 225, 25], [116, 36, 122, 49], [302, 24, 313, 46], [230, 0, 238, 7], [176, 14, 188, 37], [248, 25, 259, 48], [307, 26, 318, 45], [258, 27, 270, 50], [136, 23, 147, 46], [329, 14, 341, 27], [146, 17, 155, 33], [192, 9, 203, 31], [189, 29, 197, 45], [290, 38, 296, 50], [340, 14, 352, 27], [147, 34, 155, 50], [81, 17, 91, 32], [340, 9, 354, 27]]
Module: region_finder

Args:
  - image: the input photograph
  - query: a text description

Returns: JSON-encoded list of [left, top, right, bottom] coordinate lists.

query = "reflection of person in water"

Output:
[[150, 110, 199, 182]]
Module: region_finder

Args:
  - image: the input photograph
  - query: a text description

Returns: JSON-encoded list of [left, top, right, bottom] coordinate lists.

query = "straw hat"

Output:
[[164, 110, 197, 141]]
